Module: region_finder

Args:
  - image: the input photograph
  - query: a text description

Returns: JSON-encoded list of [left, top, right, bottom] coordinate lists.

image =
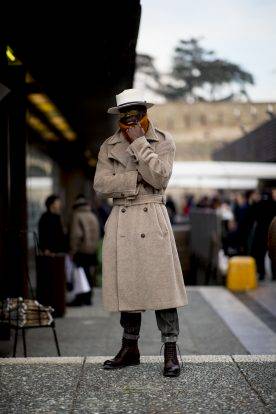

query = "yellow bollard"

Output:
[[227, 256, 257, 292]]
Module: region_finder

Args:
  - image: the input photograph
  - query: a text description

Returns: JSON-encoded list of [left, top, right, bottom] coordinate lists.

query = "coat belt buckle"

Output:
[[124, 197, 133, 206]]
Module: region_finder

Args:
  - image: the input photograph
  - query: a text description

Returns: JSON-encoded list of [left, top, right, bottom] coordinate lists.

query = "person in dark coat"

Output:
[[38, 194, 67, 254], [250, 191, 276, 280], [94, 197, 112, 238], [222, 219, 240, 257], [268, 216, 276, 280], [166, 195, 177, 223]]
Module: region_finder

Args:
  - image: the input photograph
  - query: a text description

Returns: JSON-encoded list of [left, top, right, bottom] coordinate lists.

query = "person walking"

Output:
[[93, 89, 188, 377], [70, 195, 100, 305]]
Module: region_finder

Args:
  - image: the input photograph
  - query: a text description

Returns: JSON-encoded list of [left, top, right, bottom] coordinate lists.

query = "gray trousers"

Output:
[[120, 308, 179, 343]]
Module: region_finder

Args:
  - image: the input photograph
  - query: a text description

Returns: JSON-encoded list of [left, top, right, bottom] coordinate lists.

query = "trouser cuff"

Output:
[[161, 335, 178, 343], [123, 333, 140, 340]]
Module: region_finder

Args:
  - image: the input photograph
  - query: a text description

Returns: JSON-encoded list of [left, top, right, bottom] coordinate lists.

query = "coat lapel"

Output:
[[108, 131, 129, 167]]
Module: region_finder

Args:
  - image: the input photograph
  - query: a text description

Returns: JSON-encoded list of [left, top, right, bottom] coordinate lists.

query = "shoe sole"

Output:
[[163, 371, 181, 378], [103, 361, 140, 370]]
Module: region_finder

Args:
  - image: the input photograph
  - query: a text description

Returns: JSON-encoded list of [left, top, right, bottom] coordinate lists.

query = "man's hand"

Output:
[[127, 123, 145, 141]]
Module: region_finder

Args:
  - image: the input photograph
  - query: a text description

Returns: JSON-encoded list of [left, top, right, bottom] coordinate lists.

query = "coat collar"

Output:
[[107, 121, 159, 167]]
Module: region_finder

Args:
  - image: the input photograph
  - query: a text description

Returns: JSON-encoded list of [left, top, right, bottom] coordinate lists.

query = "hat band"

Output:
[[118, 101, 146, 107]]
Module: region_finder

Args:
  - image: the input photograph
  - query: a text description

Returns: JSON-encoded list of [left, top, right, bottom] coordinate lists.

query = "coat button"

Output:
[[143, 207, 148, 212], [141, 233, 145, 238], [113, 173, 116, 175], [121, 208, 126, 213]]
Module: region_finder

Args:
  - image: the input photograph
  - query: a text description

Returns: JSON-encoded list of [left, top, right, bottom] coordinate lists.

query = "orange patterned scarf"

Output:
[[119, 115, 149, 142]]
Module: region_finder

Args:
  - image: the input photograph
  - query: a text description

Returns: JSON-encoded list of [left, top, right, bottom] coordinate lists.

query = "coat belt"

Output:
[[113, 194, 166, 206]]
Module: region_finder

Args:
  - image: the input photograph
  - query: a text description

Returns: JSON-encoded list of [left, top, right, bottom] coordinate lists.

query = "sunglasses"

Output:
[[119, 109, 145, 120]]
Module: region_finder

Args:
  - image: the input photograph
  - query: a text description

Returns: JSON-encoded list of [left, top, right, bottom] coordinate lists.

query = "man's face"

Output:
[[119, 105, 146, 126], [50, 199, 62, 214]]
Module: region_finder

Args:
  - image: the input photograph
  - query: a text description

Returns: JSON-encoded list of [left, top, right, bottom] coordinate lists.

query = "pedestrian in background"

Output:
[[166, 195, 177, 223], [268, 216, 276, 280], [251, 191, 276, 280], [37, 194, 68, 316], [94, 196, 112, 238], [70, 194, 100, 305], [38, 194, 68, 255]]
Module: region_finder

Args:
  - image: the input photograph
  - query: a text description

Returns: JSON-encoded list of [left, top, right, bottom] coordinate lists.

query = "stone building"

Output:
[[149, 102, 276, 161]]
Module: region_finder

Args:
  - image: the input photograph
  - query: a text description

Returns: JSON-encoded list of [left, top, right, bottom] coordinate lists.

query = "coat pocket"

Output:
[[153, 204, 169, 237]]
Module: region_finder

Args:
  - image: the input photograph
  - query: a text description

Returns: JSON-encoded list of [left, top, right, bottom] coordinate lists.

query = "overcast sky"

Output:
[[137, 0, 276, 101]]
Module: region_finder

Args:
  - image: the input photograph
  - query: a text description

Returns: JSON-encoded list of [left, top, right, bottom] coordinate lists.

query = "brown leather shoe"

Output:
[[163, 342, 181, 377], [103, 337, 140, 369]]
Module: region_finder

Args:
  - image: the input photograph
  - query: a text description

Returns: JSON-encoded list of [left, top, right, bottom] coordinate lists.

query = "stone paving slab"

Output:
[[70, 358, 271, 414], [0, 356, 275, 414], [86, 355, 234, 363], [0, 360, 84, 413], [232, 355, 276, 412]]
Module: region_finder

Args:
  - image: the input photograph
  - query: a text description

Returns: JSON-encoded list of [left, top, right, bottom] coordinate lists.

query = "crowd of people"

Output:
[[37, 187, 276, 306], [167, 189, 276, 281]]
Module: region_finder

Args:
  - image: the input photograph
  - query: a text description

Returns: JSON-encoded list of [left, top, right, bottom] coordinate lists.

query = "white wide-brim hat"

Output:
[[107, 88, 154, 114]]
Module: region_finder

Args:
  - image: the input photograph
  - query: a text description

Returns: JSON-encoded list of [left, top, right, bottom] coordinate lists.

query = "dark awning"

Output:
[[2, 1, 141, 172]]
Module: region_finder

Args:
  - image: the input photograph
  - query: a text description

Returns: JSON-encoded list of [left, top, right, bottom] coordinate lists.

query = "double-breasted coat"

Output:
[[93, 122, 188, 311]]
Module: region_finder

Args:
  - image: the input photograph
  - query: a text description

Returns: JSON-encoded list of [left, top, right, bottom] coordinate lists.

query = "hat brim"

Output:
[[107, 101, 154, 114]]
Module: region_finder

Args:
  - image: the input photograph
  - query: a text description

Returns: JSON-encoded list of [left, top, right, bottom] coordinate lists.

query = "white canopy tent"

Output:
[[169, 162, 276, 190]]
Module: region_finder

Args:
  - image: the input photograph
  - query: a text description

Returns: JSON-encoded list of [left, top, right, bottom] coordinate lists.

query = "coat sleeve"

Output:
[[93, 143, 139, 198], [126, 135, 175, 190]]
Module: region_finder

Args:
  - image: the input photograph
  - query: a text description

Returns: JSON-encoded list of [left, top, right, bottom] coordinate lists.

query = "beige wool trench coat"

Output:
[[93, 121, 188, 312]]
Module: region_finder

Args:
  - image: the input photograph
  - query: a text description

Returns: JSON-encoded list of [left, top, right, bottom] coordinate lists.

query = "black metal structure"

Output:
[[1, 1, 141, 167], [0, 1, 141, 299]]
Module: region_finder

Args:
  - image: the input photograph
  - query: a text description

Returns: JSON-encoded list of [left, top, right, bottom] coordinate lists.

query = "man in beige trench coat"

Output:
[[93, 89, 188, 377]]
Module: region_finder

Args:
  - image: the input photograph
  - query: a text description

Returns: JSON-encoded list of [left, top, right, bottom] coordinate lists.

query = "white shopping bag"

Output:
[[66, 265, 91, 303], [218, 249, 229, 275], [73, 267, 91, 295]]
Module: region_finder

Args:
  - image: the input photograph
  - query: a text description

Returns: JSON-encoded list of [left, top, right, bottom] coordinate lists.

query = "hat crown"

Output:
[[116, 89, 146, 107], [107, 88, 154, 114]]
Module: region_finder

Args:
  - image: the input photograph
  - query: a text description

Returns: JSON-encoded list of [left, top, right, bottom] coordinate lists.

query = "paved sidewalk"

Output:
[[1, 285, 276, 357], [1, 285, 276, 413], [0, 355, 275, 413]]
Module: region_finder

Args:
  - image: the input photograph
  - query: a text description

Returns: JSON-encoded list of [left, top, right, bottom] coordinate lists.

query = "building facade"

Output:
[[149, 102, 276, 161]]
